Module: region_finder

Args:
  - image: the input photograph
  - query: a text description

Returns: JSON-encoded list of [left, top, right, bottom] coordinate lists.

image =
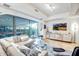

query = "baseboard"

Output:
[[47, 38, 73, 43]]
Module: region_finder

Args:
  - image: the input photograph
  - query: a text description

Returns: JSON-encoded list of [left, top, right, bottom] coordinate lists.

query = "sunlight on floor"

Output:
[[44, 39, 78, 51]]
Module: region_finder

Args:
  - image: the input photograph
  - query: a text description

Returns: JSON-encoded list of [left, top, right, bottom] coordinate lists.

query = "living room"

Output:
[[0, 3, 79, 56]]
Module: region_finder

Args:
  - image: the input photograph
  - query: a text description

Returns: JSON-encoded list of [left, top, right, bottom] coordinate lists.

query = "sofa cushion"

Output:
[[0, 44, 7, 56], [38, 50, 48, 56], [16, 41, 29, 46], [17, 36, 22, 42], [16, 39, 35, 47], [0, 39, 11, 51], [6, 37, 14, 43], [6, 43, 25, 56], [28, 48, 40, 56], [18, 45, 31, 50], [24, 39, 35, 48], [20, 35, 29, 42], [13, 36, 19, 43]]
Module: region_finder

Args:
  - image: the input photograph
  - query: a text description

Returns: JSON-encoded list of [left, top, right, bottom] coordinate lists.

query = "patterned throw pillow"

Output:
[[20, 49, 30, 56], [18, 46, 31, 56], [20, 47, 40, 56], [28, 48, 41, 56]]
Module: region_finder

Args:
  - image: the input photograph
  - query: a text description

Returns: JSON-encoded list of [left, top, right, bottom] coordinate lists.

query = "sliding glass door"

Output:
[[0, 14, 38, 39], [15, 17, 30, 36], [29, 20, 38, 38]]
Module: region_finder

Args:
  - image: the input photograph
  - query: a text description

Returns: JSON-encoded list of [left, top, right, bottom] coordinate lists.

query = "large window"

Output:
[[29, 20, 38, 38], [0, 14, 38, 38], [0, 15, 13, 38], [15, 17, 30, 36]]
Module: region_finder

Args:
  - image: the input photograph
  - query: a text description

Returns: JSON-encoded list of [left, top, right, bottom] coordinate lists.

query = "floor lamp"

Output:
[[71, 23, 78, 43]]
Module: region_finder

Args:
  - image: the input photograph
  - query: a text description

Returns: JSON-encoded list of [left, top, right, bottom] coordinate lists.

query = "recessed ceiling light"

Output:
[[34, 9, 39, 12], [45, 4, 52, 11], [45, 4, 55, 11], [52, 6, 55, 9], [49, 4, 56, 9]]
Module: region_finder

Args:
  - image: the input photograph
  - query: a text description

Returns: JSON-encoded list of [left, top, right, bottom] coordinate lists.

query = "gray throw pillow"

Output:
[[18, 46, 31, 56], [20, 48, 30, 56], [28, 49, 40, 56], [18, 45, 40, 56]]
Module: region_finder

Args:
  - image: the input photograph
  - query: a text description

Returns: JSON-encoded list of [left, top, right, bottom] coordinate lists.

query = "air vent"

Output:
[[34, 9, 39, 12], [2, 3, 10, 8]]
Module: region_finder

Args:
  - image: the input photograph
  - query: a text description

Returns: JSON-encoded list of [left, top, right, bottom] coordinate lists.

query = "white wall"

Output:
[[75, 18, 79, 44], [46, 16, 79, 44]]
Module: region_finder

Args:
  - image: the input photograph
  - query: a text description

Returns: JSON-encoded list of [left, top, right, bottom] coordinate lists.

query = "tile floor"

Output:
[[44, 39, 79, 51]]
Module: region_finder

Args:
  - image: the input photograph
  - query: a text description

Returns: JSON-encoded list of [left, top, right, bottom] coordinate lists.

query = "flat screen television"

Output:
[[53, 23, 67, 31]]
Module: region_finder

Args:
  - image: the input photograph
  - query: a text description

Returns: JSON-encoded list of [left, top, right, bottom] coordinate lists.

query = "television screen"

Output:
[[53, 23, 67, 31]]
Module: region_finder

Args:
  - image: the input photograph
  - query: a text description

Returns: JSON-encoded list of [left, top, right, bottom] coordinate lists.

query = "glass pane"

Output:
[[0, 14, 39, 39], [29, 20, 38, 38], [0, 15, 13, 38], [15, 17, 30, 36]]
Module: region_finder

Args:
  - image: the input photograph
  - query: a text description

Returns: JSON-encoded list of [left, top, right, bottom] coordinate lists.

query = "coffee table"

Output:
[[33, 39, 72, 56]]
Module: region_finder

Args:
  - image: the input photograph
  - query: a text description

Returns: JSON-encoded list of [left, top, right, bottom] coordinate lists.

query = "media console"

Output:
[[46, 32, 72, 43]]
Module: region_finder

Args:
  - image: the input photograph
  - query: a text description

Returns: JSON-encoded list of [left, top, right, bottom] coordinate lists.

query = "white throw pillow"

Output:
[[20, 35, 29, 42]]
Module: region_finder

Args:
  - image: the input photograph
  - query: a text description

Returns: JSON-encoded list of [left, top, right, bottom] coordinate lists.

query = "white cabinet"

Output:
[[63, 33, 72, 42], [49, 33, 62, 40], [47, 32, 72, 42]]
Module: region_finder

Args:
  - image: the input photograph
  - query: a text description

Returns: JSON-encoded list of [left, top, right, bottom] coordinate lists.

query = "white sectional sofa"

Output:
[[0, 35, 48, 56], [0, 39, 25, 56]]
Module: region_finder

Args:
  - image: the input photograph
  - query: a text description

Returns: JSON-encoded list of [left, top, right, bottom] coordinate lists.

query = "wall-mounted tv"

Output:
[[53, 23, 67, 31]]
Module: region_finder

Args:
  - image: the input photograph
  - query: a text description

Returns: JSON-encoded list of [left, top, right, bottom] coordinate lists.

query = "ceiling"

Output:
[[31, 3, 71, 16], [30, 3, 79, 20], [0, 3, 79, 21]]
